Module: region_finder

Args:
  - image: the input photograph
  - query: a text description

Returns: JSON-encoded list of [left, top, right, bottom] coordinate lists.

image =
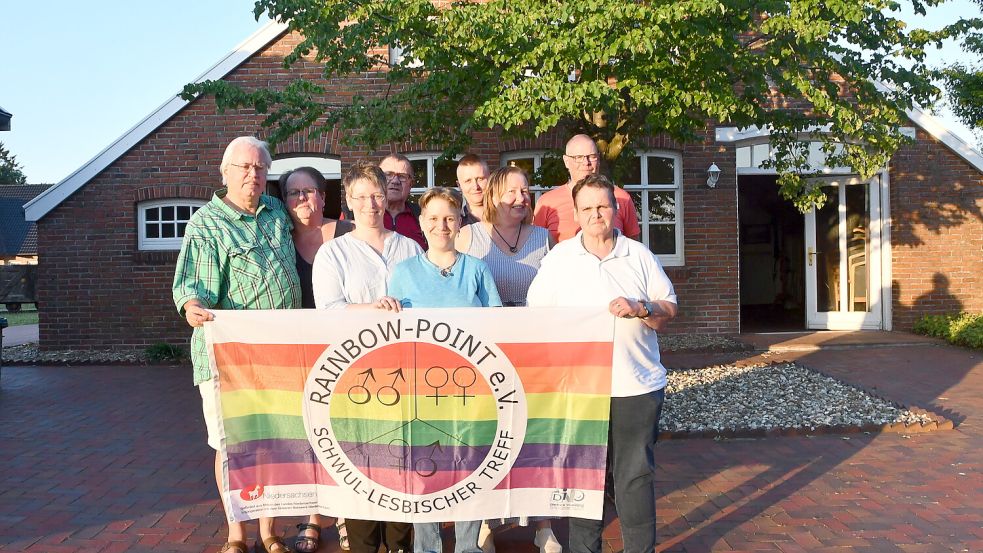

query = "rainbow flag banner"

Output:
[[204, 307, 613, 523]]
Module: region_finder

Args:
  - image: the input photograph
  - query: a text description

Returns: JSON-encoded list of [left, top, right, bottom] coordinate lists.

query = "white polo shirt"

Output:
[[526, 231, 677, 397]]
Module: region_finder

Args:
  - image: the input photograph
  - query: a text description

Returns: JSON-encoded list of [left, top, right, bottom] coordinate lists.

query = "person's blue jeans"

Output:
[[413, 521, 482, 553], [569, 389, 664, 553]]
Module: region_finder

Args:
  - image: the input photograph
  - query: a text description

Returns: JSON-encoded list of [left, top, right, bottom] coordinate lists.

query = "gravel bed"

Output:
[[663, 361, 936, 433], [659, 333, 749, 352], [1, 343, 147, 364]]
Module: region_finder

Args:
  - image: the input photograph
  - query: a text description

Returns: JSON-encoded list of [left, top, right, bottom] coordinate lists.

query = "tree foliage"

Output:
[[0, 142, 28, 185], [184, 0, 955, 210], [938, 2, 983, 133]]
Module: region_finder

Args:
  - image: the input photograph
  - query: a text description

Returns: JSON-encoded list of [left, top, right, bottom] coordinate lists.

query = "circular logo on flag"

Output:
[[303, 317, 527, 505]]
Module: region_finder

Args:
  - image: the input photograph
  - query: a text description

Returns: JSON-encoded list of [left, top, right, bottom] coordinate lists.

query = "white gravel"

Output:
[[663, 362, 936, 433]]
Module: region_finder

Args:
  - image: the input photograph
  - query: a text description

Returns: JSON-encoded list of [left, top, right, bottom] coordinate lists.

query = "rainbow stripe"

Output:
[[213, 338, 613, 499]]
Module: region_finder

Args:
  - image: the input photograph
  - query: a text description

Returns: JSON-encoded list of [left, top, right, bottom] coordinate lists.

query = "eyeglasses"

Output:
[[384, 171, 413, 182], [564, 154, 600, 165], [230, 162, 269, 174], [460, 177, 488, 186], [349, 193, 386, 204], [284, 187, 320, 200]]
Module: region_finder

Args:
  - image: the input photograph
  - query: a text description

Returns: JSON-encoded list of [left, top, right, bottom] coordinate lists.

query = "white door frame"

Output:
[[803, 175, 884, 330]]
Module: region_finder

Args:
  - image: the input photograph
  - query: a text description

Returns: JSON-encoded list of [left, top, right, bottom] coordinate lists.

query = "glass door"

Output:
[[804, 176, 883, 329]]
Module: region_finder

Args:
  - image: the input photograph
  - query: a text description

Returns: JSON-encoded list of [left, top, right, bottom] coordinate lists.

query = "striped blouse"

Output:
[[462, 223, 550, 306]]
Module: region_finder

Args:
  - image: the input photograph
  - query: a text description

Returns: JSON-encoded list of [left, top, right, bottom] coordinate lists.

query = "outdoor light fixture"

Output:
[[707, 163, 721, 188]]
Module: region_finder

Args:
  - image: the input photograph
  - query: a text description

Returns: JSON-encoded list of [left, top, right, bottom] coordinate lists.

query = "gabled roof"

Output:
[[0, 185, 51, 256], [23, 20, 289, 222], [23, 20, 983, 221], [0, 105, 11, 131]]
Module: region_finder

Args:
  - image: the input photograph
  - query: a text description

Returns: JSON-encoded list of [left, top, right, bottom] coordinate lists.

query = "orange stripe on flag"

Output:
[[501, 343, 613, 394], [213, 343, 329, 392]]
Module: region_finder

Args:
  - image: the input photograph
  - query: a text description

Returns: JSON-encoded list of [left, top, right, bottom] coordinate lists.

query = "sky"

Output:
[[0, 1, 979, 184]]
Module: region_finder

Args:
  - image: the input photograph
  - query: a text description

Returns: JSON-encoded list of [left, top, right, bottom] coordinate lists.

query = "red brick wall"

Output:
[[889, 129, 983, 330], [34, 31, 980, 350]]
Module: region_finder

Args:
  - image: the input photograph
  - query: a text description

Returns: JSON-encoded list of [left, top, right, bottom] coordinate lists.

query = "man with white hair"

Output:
[[173, 136, 301, 553], [533, 134, 641, 243]]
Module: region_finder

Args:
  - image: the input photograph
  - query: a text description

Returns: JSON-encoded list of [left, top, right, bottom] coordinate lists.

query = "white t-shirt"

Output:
[[526, 231, 677, 397], [312, 232, 423, 309]]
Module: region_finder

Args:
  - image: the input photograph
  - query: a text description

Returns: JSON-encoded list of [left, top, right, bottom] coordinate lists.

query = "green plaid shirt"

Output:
[[172, 191, 301, 385]]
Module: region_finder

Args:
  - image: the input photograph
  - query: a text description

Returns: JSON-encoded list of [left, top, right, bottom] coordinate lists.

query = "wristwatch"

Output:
[[636, 300, 651, 319]]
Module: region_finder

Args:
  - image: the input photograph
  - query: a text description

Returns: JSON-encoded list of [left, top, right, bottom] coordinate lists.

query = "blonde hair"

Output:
[[483, 166, 533, 225], [419, 187, 464, 213]]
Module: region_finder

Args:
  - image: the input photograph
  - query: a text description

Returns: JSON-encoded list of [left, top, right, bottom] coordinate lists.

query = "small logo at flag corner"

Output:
[[549, 488, 586, 508], [240, 484, 265, 501]]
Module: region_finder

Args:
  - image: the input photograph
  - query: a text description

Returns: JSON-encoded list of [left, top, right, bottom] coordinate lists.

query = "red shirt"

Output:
[[385, 204, 427, 250], [533, 183, 641, 243]]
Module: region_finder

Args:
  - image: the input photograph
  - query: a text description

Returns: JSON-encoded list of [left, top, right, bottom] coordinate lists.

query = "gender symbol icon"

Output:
[[329, 341, 498, 495]]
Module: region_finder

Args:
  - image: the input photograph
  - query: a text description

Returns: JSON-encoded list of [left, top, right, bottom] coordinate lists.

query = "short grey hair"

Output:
[[220, 136, 273, 185]]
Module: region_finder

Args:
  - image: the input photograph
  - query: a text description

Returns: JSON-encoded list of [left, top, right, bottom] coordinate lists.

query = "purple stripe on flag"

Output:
[[513, 443, 607, 470], [338, 441, 491, 473], [228, 439, 314, 471]]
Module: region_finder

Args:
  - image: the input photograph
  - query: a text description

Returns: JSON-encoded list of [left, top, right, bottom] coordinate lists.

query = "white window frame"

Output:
[[405, 152, 461, 194], [500, 150, 685, 266], [137, 199, 206, 251]]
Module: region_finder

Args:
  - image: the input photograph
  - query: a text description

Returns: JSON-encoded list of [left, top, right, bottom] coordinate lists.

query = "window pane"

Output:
[[146, 208, 159, 222], [161, 224, 176, 238], [178, 223, 188, 236], [177, 206, 191, 220], [614, 153, 641, 185], [649, 191, 676, 222], [191, 206, 200, 214], [146, 224, 160, 238], [410, 159, 428, 188], [507, 157, 535, 175], [629, 191, 643, 222], [815, 186, 840, 312], [539, 155, 567, 187], [434, 159, 457, 187], [648, 156, 674, 184], [736, 146, 751, 168], [161, 206, 175, 221], [752, 143, 770, 167], [649, 224, 676, 254]]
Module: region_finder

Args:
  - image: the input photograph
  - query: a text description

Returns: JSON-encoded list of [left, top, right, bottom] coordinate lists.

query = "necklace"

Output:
[[430, 252, 458, 277], [493, 223, 522, 253]]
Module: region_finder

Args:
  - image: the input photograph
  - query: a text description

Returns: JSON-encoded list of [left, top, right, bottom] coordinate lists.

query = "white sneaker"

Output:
[[534, 528, 562, 553], [478, 521, 496, 553]]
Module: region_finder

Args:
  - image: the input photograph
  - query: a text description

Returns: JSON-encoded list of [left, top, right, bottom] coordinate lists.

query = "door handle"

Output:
[[807, 247, 820, 266]]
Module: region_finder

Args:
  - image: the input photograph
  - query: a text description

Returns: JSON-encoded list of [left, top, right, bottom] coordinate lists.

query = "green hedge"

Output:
[[912, 313, 983, 349]]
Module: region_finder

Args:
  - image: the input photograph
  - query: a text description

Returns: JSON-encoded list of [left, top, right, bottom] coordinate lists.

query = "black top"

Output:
[[296, 220, 355, 308]]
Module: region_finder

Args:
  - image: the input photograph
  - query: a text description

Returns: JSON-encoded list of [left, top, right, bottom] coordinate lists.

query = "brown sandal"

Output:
[[256, 536, 294, 553], [219, 541, 249, 553], [294, 522, 322, 553]]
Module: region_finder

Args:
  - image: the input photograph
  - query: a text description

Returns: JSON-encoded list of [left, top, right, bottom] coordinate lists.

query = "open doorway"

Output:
[[738, 175, 805, 332]]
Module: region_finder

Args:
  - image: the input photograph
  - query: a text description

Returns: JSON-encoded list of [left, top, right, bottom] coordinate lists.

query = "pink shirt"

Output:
[[533, 183, 641, 243]]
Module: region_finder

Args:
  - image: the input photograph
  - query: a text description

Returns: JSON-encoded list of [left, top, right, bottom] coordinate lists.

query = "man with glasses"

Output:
[[172, 136, 301, 553], [378, 153, 427, 249], [455, 153, 490, 224], [533, 134, 641, 243]]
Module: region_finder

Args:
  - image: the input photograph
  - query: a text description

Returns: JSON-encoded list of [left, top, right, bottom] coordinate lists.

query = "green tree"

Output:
[[183, 0, 952, 210], [938, 3, 983, 133], [0, 142, 28, 185]]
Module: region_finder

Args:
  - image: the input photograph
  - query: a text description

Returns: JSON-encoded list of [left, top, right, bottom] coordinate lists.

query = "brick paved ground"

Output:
[[1, 338, 980, 552]]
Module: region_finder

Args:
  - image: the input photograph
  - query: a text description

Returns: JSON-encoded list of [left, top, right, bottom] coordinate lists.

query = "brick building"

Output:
[[23, 22, 983, 351]]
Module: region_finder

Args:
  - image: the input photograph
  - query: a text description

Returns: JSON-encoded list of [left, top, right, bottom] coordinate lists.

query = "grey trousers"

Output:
[[569, 389, 664, 553]]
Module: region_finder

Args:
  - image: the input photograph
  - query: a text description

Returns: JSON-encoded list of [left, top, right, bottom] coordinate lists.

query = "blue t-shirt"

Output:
[[388, 253, 503, 308]]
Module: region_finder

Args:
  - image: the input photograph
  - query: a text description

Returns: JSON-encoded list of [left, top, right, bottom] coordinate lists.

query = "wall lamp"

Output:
[[706, 163, 721, 188]]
